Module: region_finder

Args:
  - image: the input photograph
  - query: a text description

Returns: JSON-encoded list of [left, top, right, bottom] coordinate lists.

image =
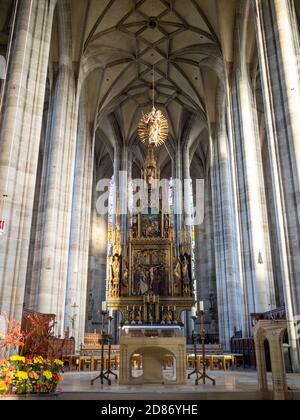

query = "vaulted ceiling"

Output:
[[57, 0, 230, 176], [1, 0, 240, 177]]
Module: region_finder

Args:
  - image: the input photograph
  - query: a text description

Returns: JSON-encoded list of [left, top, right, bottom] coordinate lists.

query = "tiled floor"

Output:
[[53, 370, 300, 400]]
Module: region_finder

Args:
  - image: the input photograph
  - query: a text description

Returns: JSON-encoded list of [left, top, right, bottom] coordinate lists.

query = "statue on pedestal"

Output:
[[121, 259, 129, 296], [132, 215, 138, 239], [110, 254, 121, 298], [164, 214, 170, 239], [163, 308, 173, 324], [182, 255, 191, 297], [173, 259, 182, 297]]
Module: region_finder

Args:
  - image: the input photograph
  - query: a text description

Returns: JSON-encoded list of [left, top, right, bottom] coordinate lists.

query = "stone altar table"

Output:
[[119, 326, 186, 385]]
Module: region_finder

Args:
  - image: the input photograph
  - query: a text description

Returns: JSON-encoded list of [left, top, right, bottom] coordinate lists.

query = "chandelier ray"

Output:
[[138, 65, 169, 147]]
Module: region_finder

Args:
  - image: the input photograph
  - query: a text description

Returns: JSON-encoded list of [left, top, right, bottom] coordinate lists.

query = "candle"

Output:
[[102, 301, 107, 312], [191, 306, 197, 317], [199, 301, 204, 312], [109, 308, 113, 318]]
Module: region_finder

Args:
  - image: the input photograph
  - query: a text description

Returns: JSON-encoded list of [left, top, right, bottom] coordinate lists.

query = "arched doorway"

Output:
[[129, 346, 177, 384]]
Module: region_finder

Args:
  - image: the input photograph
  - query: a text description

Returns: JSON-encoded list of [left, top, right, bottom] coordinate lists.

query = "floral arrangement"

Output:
[[0, 314, 65, 397], [0, 356, 64, 396]]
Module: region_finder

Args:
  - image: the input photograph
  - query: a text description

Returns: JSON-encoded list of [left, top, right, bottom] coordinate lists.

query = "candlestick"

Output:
[[188, 307, 216, 387]]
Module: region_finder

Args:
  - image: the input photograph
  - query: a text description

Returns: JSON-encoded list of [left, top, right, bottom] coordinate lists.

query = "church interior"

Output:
[[0, 0, 300, 401]]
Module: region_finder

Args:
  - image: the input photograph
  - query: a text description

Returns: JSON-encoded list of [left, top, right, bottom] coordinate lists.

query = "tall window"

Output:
[[106, 176, 115, 297]]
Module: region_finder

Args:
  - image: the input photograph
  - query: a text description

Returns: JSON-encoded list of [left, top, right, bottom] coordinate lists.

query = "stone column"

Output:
[[183, 143, 193, 229], [253, 0, 300, 371], [196, 176, 218, 336], [182, 143, 194, 342], [120, 145, 129, 252], [231, 55, 275, 322], [0, 0, 56, 321], [173, 143, 183, 253], [64, 90, 93, 348], [34, 0, 77, 335], [112, 143, 122, 343], [86, 168, 109, 334], [211, 95, 243, 348], [113, 143, 121, 218]]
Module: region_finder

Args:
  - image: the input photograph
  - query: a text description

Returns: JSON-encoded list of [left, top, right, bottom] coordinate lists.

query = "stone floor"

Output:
[[53, 370, 300, 400]]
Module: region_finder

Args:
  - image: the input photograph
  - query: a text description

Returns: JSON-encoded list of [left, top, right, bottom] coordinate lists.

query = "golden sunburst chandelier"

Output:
[[138, 66, 169, 147], [138, 107, 169, 147]]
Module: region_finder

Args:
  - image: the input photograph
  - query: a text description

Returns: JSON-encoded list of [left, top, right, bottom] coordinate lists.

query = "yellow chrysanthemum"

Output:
[[10, 356, 25, 363], [0, 380, 7, 392], [53, 359, 64, 367], [33, 356, 44, 364], [15, 371, 28, 381], [43, 371, 52, 380]]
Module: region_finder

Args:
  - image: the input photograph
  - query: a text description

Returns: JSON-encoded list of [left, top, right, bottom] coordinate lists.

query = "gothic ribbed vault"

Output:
[[47, 0, 233, 176]]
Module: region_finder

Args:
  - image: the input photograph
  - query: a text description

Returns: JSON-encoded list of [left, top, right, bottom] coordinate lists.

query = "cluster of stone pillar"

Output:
[[209, 0, 300, 370], [0, 0, 93, 349], [0, 0, 57, 323]]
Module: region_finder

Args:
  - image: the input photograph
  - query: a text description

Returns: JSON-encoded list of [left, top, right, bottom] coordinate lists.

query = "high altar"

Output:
[[107, 145, 195, 326], [106, 144, 195, 384]]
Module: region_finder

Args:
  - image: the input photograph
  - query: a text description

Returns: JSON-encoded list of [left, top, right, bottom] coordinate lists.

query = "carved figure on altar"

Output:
[[140, 268, 149, 295], [110, 254, 121, 297], [121, 259, 129, 296], [165, 309, 173, 323], [164, 214, 170, 239], [132, 215, 138, 239], [137, 307, 143, 324], [133, 266, 140, 296], [130, 307, 136, 323], [148, 304, 155, 323], [182, 255, 191, 297], [173, 259, 182, 296]]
